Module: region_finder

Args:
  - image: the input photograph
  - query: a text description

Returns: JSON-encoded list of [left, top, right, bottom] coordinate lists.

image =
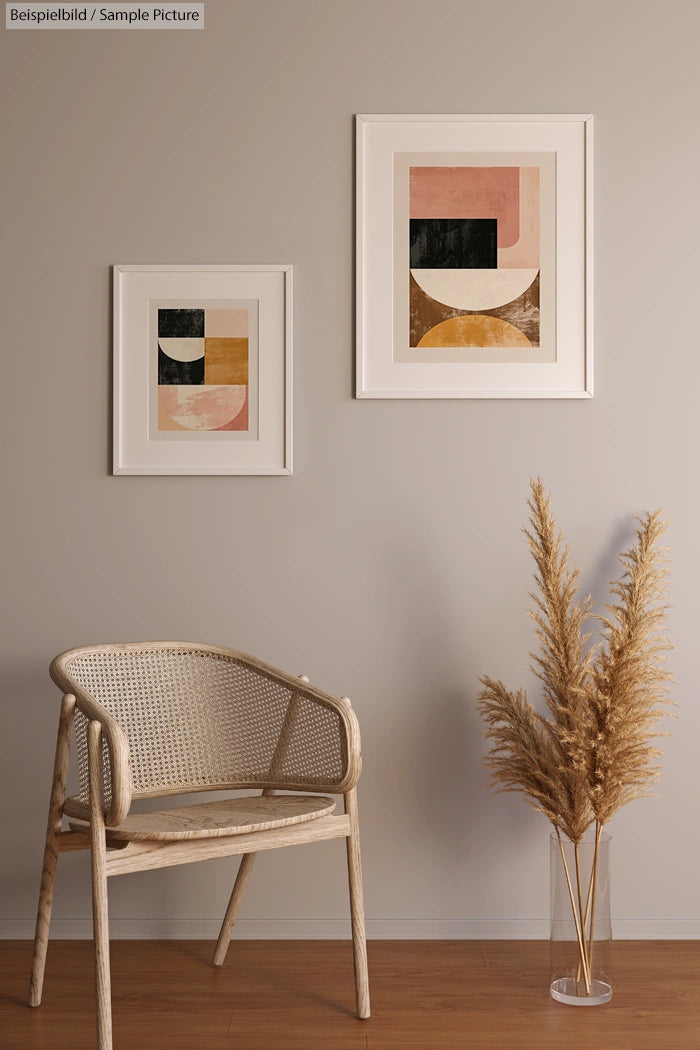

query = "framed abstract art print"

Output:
[[113, 264, 292, 474], [355, 114, 593, 398]]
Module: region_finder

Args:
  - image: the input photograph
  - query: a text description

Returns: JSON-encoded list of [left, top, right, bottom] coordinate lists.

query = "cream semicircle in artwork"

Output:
[[410, 268, 539, 313]]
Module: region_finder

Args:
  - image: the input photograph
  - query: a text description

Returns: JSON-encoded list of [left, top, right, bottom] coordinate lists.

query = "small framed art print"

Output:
[[113, 264, 292, 474]]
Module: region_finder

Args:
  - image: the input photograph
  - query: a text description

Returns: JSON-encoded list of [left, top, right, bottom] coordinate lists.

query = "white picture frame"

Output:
[[113, 264, 292, 474], [356, 114, 593, 399]]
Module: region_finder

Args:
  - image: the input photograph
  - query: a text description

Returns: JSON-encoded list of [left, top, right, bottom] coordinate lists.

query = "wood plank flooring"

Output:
[[2, 940, 699, 1050]]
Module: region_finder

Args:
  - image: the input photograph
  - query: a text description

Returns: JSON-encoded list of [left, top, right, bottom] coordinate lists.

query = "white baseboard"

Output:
[[2, 917, 700, 939]]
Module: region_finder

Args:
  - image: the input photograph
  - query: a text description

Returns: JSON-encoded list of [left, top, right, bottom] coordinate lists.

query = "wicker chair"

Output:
[[28, 642, 369, 1050]]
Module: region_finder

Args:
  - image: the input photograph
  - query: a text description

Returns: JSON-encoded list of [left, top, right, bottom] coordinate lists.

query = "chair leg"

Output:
[[212, 852, 257, 966], [89, 721, 113, 1050], [213, 785, 276, 966], [29, 694, 75, 1007], [28, 828, 60, 1008], [344, 788, 370, 1019]]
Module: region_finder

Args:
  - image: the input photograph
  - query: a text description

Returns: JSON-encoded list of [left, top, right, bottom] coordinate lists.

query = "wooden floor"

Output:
[[2, 940, 699, 1050]]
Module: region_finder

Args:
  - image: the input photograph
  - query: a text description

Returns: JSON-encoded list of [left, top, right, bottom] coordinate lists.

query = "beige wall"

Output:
[[1, 0, 698, 939]]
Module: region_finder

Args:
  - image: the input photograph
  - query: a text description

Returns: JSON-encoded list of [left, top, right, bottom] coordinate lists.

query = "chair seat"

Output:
[[69, 794, 336, 842]]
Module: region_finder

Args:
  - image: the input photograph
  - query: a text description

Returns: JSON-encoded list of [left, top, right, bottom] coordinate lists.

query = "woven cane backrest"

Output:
[[55, 644, 356, 815]]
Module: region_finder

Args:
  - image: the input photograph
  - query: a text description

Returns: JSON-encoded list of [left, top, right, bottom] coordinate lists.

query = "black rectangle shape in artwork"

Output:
[[409, 218, 498, 269], [158, 309, 205, 338], [158, 347, 204, 385]]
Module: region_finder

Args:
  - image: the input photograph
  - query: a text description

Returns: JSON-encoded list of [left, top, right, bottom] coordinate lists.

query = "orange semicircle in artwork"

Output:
[[417, 315, 532, 349]]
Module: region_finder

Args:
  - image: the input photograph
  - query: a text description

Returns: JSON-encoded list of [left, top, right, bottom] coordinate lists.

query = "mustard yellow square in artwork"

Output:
[[204, 338, 248, 385]]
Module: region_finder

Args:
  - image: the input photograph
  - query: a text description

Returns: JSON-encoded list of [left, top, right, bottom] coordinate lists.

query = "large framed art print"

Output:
[[113, 264, 292, 474], [356, 114, 593, 398]]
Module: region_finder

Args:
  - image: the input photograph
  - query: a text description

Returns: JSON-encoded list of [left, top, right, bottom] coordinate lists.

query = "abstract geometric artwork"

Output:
[[409, 165, 540, 350], [113, 265, 292, 474], [156, 306, 251, 433], [356, 115, 593, 398]]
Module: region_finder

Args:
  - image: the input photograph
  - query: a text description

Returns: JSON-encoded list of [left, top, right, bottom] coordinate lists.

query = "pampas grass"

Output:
[[478, 478, 673, 993]]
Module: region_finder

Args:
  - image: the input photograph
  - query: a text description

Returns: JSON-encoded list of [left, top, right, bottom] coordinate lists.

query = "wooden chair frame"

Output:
[[28, 643, 369, 1050]]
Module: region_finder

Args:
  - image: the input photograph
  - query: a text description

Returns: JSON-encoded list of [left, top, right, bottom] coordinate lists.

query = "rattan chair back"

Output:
[[50, 642, 359, 823]]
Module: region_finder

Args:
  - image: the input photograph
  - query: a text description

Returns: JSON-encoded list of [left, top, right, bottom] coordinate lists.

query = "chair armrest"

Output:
[[234, 652, 363, 794], [268, 686, 363, 794], [50, 654, 133, 827]]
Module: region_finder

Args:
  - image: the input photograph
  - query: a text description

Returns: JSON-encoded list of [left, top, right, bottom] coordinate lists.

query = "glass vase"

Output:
[[550, 830, 612, 1006]]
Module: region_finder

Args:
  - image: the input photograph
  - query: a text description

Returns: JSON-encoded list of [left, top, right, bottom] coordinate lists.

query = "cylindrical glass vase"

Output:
[[550, 831, 612, 1006]]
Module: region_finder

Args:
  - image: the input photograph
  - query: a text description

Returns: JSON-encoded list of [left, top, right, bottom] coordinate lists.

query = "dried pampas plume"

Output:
[[478, 478, 673, 842]]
